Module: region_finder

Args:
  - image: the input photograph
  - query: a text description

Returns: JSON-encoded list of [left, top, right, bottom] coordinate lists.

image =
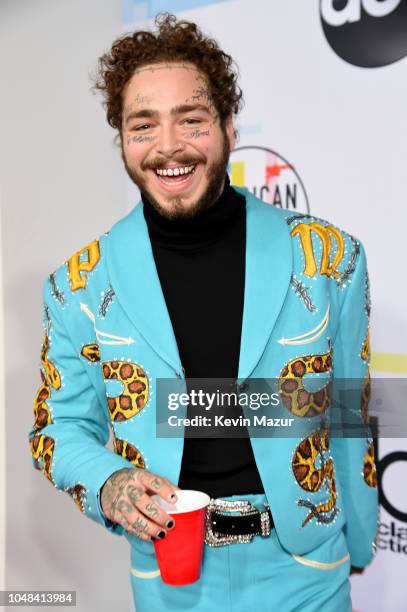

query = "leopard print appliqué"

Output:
[[363, 441, 377, 488], [41, 333, 61, 391], [30, 433, 55, 484], [113, 437, 145, 469], [292, 429, 338, 526], [102, 361, 149, 422], [33, 371, 52, 431], [66, 484, 88, 513], [279, 352, 332, 417], [81, 343, 101, 362], [33, 331, 62, 432], [361, 332, 370, 362]]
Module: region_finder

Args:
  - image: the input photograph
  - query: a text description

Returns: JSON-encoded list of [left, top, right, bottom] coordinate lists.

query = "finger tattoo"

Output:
[[127, 485, 144, 505], [145, 503, 159, 519], [151, 477, 163, 490]]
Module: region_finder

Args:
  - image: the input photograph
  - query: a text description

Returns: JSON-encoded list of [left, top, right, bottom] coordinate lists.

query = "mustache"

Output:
[[141, 154, 206, 171]]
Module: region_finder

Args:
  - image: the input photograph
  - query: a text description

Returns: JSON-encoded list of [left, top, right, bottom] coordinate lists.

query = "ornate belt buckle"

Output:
[[204, 499, 271, 547]]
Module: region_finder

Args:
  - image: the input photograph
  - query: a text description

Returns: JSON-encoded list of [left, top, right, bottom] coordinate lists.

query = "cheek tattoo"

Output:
[[127, 134, 157, 145], [184, 128, 210, 139]]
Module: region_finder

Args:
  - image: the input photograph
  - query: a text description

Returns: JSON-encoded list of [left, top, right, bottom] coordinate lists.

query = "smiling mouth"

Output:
[[154, 164, 196, 177], [152, 163, 200, 192]]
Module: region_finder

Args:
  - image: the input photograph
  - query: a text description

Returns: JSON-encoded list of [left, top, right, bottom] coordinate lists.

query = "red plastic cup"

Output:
[[151, 489, 210, 586]]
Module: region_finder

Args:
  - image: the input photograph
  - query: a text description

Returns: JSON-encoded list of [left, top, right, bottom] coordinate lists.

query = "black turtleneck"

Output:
[[142, 176, 264, 498]]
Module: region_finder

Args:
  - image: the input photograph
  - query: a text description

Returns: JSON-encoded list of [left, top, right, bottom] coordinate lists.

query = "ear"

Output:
[[224, 114, 236, 151]]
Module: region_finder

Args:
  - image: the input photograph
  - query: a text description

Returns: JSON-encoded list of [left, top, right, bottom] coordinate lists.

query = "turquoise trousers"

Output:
[[128, 493, 352, 612]]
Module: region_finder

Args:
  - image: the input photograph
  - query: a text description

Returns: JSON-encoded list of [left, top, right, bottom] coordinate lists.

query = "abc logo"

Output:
[[320, 0, 407, 67]]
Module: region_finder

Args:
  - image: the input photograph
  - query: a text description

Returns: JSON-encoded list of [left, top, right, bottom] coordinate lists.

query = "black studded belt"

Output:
[[204, 498, 274, 547]]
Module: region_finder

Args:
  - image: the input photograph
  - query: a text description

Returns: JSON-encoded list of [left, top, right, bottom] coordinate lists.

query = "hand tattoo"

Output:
[[145, 503, 159, 519], [132, 516, 148, 535], [127, 484, 144, 505], [151, 477, 163, 490]]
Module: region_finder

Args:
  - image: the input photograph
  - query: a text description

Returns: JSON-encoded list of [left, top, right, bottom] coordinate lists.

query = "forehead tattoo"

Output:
[[124, 64, 218, 125]]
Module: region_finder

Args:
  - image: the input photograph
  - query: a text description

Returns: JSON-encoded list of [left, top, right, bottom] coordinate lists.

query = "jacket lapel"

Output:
[[237, 190, 293, 380], [106, 203, 183, 373], [106, 191, 293, 378]]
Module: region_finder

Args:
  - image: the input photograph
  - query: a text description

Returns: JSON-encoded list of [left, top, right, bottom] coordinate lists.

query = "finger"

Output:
[[119, 512, 151, 541], [124, 487, 175, 530], [137, 471, 179, 503], [118, 506, 168, 540], [138, 497, 176, 530]]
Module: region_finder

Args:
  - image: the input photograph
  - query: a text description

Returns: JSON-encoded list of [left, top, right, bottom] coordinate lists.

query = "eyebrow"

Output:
[[124, 103, 211, 125]]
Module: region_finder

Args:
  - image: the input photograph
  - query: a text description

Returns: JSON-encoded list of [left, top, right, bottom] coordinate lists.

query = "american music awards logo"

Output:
[[320, 0, 407, 67], [122, 0, 231, 23], [229, 146, 310, 213], [376, 434, 407, 555]]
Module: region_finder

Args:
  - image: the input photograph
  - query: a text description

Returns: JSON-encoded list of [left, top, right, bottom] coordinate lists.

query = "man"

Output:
[[30, 13, 378, 612]]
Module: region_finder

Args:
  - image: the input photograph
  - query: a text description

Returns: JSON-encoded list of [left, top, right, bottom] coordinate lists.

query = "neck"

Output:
[[142, 175, 244, 250]]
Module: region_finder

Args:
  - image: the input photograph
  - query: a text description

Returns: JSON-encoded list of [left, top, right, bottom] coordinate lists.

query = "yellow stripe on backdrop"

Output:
[[371, 352, 407, 374]]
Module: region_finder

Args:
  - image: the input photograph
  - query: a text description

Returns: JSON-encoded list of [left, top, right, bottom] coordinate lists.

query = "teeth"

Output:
[[156, 165, 195, 177]]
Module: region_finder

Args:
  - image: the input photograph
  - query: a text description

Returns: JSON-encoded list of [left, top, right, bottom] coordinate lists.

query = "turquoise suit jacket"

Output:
[[30, 188, 378, 568]]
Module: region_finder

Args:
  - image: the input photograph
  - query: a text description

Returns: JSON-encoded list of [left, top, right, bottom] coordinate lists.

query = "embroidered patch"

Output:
[[33, 314, 63, 432], [66, 484, 88, 513], [102, 361, 149, 422], [113, 437, 145, 469], [99, 286, 115, 318], [80, 303, 135, 346], [361, 332, 370, 362], [30, 433, 55, 484], [279, 352, 332, 417], [363, 441, 377, 488], [292, 429, 338, 526], [290, 275, 317, 313], [67, 240, 100, 291], [286, 213, 315, 225], [364, 272, 371, 318], [291, 222, 345, 279], [41, 332, 62, 390], [337, 236, 360, 287], [49, 272, 65, 306], [278, 304, 329, 346], [33, 371, 52, 431], [81, 343, 101, 362]]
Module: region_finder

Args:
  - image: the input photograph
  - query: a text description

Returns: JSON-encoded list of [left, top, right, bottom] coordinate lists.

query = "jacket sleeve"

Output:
[[331, 242, 379, 568], [29, 277, 131, 534]]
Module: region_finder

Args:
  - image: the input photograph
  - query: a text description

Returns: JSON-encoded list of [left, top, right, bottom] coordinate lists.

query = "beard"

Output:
[[121, 132, 230, 220]]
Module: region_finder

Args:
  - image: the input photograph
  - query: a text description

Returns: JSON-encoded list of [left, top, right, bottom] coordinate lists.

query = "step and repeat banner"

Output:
[[122, 1, 407, 611]]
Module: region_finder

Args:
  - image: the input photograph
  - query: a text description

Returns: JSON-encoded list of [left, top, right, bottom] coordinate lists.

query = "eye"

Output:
[[182, 118, 201, 126], [133, 124, 151, 131]]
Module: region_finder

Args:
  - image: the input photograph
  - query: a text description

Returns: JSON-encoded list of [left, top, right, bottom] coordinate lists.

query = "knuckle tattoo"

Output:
[[151, 477, 163, 489], [145, 503, 159, 518], [127, 485, 144, 504]]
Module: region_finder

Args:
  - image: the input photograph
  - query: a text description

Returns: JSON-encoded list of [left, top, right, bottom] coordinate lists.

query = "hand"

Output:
[[100, 467, 179, 541]]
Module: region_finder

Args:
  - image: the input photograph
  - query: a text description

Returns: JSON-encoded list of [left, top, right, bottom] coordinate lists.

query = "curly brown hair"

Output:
[[93, 13, 243, 134]]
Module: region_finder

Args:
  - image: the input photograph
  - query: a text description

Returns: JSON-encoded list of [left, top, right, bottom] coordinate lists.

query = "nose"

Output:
[[156, 124, 184, 158]]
